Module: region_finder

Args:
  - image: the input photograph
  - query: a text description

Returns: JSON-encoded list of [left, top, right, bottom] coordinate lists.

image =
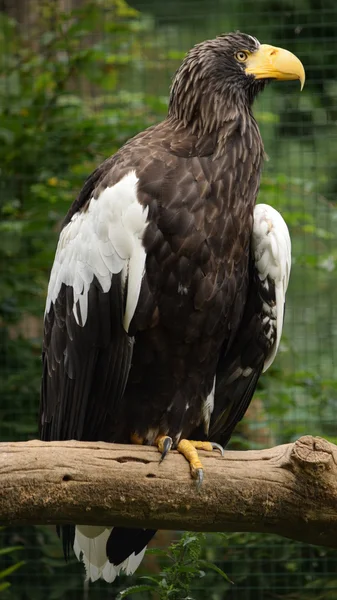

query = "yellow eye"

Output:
[[235, 51, 249, 62]]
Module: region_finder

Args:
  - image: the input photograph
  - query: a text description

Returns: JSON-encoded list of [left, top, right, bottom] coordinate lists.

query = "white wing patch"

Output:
[[74, 525, 147, 583], [45, 171, 149, 332], [252, 203, 291, 372], [202, 376, 216, 435]]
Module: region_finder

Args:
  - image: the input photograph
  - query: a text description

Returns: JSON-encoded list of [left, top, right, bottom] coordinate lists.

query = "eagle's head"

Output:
[[169, 32, 305, 132]]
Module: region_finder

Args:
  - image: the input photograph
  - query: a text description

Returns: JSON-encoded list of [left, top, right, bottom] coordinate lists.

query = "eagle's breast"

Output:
[[116, 118, 264, 444]]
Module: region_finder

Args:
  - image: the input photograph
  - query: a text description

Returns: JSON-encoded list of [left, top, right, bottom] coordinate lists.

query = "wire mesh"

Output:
[[0, 0, 336, 598]]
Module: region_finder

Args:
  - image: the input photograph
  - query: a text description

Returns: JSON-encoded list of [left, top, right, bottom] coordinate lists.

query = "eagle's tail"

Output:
[[73, 525, 156, 582]]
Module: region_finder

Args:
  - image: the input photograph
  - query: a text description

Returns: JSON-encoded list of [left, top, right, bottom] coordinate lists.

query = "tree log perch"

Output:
[[1, 436, 337, 549]]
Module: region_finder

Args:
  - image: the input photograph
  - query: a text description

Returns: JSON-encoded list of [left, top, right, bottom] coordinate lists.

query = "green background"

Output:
[[0, 0, 336, 598]]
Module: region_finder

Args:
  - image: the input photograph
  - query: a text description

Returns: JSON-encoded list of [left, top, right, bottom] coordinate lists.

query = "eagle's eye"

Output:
[[235, 50, 249, 62]]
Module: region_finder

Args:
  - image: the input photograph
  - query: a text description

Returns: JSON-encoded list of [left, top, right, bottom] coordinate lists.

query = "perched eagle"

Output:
[[40, 33, 304, 582]]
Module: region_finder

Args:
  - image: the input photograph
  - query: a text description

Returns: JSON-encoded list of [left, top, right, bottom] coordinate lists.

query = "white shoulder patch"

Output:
[[252, 203, 291, 372], [45, 171, 149, 332]]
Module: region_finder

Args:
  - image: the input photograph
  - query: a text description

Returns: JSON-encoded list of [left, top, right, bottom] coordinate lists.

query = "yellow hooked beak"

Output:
[[245, 44, 305, 90]]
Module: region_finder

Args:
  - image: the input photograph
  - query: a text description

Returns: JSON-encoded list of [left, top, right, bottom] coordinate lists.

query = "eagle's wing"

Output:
[[208, 203, 291, 445], [39, 170, 149, 442]]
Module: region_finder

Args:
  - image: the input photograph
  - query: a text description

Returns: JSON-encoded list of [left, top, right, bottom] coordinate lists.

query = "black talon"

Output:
[[159, 436, 173, 462], [211, 442, 224, 456], [196, 468, 204, 490]]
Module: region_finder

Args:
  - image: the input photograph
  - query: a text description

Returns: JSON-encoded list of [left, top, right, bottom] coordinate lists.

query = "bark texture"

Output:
[[1, 436, 336, 548]]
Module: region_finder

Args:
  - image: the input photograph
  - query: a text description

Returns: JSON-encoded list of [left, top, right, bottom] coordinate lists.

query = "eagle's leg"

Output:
[[177, 439, 224, 488]]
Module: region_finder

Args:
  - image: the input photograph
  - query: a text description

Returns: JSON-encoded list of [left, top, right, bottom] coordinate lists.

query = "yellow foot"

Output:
[[130, 433, 145, 445], [177, 439, 224, 488]]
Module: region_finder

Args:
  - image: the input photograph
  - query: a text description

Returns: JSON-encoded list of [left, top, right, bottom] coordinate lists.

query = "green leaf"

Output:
[[0, 561, 25, 580], [198, 560, 233, 584], [0, 546, 23, 556], [140, 575, 160, 584], [118, 583, 156, 598], [0, 581, 11, 592], [182, 535, 198, 547]]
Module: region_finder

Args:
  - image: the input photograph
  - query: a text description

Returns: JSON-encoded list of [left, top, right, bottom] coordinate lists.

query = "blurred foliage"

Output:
[[0, 529, 25, 594], [0, 0, 337, 599], [117, 532, 337, 600], [118, 533, 231, 599]]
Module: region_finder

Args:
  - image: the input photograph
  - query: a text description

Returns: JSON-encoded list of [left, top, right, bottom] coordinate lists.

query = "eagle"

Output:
[[39, 32, 304, 583]]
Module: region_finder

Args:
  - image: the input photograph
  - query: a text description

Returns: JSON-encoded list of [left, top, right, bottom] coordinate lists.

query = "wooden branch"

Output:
[[1, 436, 337, 549]]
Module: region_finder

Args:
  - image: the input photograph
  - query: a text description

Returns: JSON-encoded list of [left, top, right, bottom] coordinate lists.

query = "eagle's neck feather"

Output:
[[166, 108, 263, 162], [168, 85, 249, 136], [167, 49, 263, 142]]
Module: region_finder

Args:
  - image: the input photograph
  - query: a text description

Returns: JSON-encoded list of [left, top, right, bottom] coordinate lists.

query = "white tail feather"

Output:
[[74, 525, 147, 583], [124, 547, 147, 575]]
